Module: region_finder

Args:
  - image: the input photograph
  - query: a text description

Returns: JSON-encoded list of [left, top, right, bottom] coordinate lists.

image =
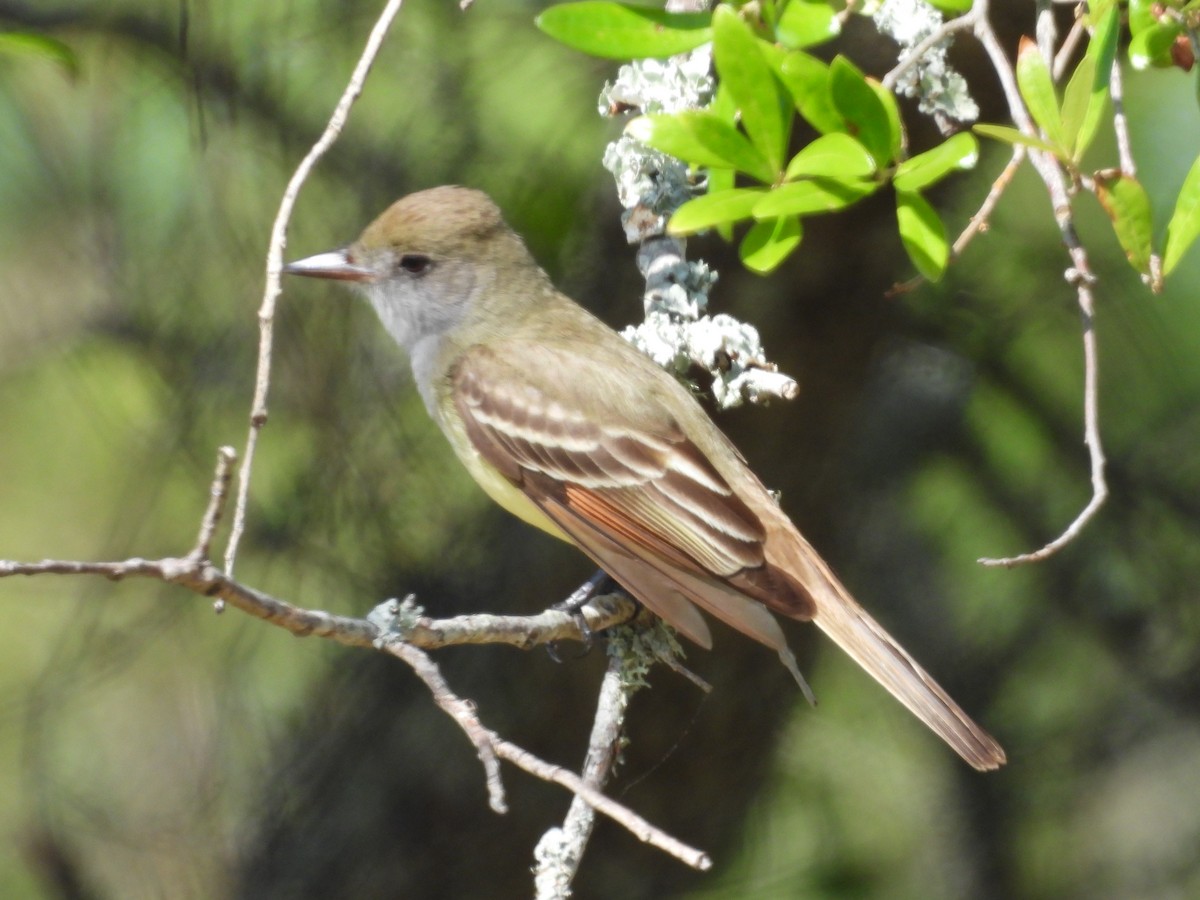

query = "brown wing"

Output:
[[450, 342, 815, 645], [452, 340, 1004, 770]]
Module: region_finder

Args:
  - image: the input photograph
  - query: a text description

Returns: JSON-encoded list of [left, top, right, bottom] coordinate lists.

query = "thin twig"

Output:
[[978, 269, 1106, 566], [0, 551, 701, 860], [384, 639, 508, 813], [1108, 54, 1135, 177], [1035, 0, 1056, 67], [953, 146, 1025, 258], [881, 5, 980, 91], [224, 0, 407, 576], [192, 446, 237, 610], [972, 3, 1109, 566], [0, 557, 634, 651], [1052, 18, 1085, 81], [1100, 42, 1162, 290], [496, 738, 711, 872], [888, 144, 1026, 297], [534, 654, 634, 898], [403, 596, 638, 650]]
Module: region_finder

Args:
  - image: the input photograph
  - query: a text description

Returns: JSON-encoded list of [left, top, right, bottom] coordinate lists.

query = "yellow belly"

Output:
[[438, 399, 572, 542]]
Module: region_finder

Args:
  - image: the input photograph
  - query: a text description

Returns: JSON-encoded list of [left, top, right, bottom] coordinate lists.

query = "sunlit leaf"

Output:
[[776, 50, 843, 135], [774, 0, 840, 50], [535, 2, 712, 59], [740, 216, 803, 273], [1069, 4, 1119, 161], [869, 79, 905, 165], [1164, 153, 1200, 275], [669, 188, 767, 234], [973, 123, 1061, 157], [1095, 173, 1154, 276], [707, 167, 737, 241], [626, 112, 775, 183], [713, 6, 790, 176], [1128, 22, 1182, 70], [709, 81, 736, 122], [829, 56, 893, 165], [1127, 0, 1160, 36], [1086, 1, 1120, 89], [896, 190, 949, 281], [753, 178, 878, 218], [784, 133, 876, 180], [1016, 37, 1065, 150], [893, 132, 978, 193], [1060, 56, 1096, 159]]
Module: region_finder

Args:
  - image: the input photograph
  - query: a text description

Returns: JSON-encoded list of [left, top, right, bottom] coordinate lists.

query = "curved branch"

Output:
[[224, 0, 407, 575], [969, 1, 1109, 566]]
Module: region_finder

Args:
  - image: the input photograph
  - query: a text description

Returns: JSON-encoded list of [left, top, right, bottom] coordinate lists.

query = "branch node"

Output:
[[1064, 266, 1097, 287], [367, 594, 422, 644]]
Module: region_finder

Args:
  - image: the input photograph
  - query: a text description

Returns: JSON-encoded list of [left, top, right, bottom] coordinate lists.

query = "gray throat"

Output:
[[407, 333, 447, 421]]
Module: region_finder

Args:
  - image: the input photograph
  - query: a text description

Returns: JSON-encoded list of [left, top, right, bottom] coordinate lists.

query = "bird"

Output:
[[284, 185, 1005, 771]]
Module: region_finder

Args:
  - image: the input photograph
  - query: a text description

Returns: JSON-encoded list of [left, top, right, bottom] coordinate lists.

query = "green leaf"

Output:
[[1069, 4, 1119, 160], [0, 31, 78, 77], [707, 168, 737, 241], [784, 133, 876, 180], [896, 191, 949, 281], [927, 0, 973, 11], [1015, 36, 1065, 150], [1127, 0, 1159, 37], [627, 112, 775, 183], [709, 81, 736, 122], [740, 216, 803, 273], [973, 123, 1062, 157], [1094, 174, 1154, 276], [713, 6, 790, 176], [535, 2, 712, 60], [774, 0, 839, 50], [1086, 2, 1120, 89], [1060, 55, 1096, 159], [893, 132, 979, 192], [753, 178, 878, 218], [829, 56, 893, 166], [1128, 22, 1183, 70], [669, 188, 767, 234], [776, 50, 843, 135], [1164, 153, 1200, 275], [869, 79, 905, 165]]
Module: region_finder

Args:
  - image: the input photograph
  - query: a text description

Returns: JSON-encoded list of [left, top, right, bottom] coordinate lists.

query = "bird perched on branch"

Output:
[[285, 185, 1005, 772]]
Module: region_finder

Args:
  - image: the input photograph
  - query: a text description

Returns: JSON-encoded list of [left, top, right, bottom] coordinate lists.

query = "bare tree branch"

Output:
[[384, 639, 509, 814], [535, 650, 637, 897], [497, 734, 712, 873], [0, 448, 700, 870], [224, 0, 408, 576], [969, 1, 1109, 566]]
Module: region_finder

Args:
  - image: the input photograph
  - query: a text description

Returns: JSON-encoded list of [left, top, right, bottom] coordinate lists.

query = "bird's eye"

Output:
[[397, 254, 432, 276]]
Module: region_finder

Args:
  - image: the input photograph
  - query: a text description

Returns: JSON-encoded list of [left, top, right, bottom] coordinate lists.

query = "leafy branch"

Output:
[[540, 0, 1200, 565]]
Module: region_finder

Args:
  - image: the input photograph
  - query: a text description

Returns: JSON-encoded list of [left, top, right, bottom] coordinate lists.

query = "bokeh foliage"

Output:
[[2, 1, 1199, 898]]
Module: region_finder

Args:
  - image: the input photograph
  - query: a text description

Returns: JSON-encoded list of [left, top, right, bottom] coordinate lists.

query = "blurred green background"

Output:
[[2, 1, 1199, 897]]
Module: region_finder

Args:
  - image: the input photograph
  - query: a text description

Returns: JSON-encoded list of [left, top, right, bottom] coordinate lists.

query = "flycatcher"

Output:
[[285, 185, 1005, 771]]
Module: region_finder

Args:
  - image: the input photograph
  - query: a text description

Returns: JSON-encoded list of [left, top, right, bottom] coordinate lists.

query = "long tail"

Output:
[[783, 537, 1006, 771]]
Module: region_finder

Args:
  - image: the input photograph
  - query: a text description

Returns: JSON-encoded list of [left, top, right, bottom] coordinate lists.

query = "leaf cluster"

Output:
[[539, 1, 977, 279], [975, 1, 1200, 284]]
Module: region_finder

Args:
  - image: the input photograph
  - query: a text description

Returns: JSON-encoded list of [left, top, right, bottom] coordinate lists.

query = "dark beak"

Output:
[[283, 249, 375, 282]]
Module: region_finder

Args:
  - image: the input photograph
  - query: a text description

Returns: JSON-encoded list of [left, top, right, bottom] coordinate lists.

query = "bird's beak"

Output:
[[283, 249, 376, 282]]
